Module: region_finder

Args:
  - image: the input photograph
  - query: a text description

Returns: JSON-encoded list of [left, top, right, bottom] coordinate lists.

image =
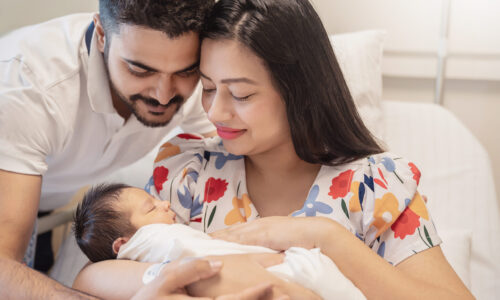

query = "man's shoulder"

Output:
[[0, 13, 93, 89]]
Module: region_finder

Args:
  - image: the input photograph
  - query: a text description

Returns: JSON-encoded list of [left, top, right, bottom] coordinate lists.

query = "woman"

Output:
[[76, 0, 473, 298]]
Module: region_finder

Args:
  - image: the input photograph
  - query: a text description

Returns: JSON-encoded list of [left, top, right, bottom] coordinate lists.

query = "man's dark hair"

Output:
[[202, 0, 384, 166], [73, 183, 137, 262], [99, 0, 215, 38]]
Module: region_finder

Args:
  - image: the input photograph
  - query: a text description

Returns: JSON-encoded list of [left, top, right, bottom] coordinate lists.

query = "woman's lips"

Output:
[[216, 126, 246, 140]]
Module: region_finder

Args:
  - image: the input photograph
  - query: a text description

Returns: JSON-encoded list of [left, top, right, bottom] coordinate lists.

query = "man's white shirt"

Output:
[[0, 13, 214, 211]]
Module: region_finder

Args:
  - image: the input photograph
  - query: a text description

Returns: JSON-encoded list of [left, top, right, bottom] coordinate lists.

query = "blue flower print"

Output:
[[144, 176, 154, 193], [292, 185, 333, 217], [194, 153, 203, 163], [364, 174, 374, 192], [208, 152, 244, 169], [381, 156, 403, 183], [190, 195, 203, 218], [381, 157, 396, 172], [377, 241, 386, 258], [368, 156, 376, 165], [177, 185, 193, 209]]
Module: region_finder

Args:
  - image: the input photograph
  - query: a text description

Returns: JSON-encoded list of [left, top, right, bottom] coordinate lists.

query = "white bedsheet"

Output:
[[381, 100, 500, 299]]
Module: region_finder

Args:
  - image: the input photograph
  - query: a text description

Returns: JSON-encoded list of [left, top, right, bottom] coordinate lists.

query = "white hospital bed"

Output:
[[40, 30, 499, 299]]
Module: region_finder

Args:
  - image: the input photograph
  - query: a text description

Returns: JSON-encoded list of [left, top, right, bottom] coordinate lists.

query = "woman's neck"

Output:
[[244, 144, 322, 217], [245, 150, 320, 179]]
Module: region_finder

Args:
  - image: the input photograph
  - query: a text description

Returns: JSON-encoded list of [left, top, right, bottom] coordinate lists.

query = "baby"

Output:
[[73, 183, 365, 300]]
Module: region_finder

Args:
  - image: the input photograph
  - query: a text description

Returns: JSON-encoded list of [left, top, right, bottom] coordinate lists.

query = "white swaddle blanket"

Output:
[[118, 224, 365, 299]]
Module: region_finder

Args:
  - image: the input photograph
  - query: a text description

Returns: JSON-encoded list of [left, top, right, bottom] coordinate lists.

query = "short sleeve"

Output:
[[146, 133, 207, 224], [0, 59, 66, 175], [177, 85, 215, 135], [348, 154, 441, 265]]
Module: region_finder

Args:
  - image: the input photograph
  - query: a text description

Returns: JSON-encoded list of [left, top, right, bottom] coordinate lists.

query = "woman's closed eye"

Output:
[[232, 93, 253, 101]]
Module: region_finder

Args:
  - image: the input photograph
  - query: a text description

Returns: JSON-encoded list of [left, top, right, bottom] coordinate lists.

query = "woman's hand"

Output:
[[210, 216, 339, 251]]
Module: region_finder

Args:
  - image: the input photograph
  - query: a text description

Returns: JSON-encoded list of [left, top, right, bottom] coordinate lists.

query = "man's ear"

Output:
[[112, 237, 130, 255], [93, 13, 107, 53]]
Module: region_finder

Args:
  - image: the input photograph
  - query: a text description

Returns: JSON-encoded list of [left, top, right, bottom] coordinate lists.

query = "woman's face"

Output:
[[200, 39, 292, 157]]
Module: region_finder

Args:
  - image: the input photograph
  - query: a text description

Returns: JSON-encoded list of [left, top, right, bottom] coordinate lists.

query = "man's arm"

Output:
[[0, 170, 98, 300]]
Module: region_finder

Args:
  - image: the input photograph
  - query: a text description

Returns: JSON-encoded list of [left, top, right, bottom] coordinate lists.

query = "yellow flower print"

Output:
[[224, 194, 252, 225], [408, 191, 429, 220], [371, 192, 400, 238], [154, 142, 181, 163], [349, 181, 362, 212]]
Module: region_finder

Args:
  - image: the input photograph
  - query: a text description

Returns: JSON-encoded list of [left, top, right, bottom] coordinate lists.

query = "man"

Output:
[[0, 0, 223, 298]]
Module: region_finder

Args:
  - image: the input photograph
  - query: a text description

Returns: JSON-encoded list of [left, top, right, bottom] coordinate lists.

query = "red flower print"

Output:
[[391, 207, 421, 239], [153, 166, 169, 192], [408, 162, 421, 185], [177, 133, 202, 140], [374, 168, 388, 189], [328, 170, 354, 199], [204, 177, 228, 203]]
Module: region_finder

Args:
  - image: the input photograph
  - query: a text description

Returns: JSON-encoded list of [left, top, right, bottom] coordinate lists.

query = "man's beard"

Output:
[[103, 45, 184, 128], [111, 82, 184, 128]]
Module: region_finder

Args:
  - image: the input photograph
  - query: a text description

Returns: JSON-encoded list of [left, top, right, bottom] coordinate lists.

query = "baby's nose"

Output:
[[161, 201, 171, 210]]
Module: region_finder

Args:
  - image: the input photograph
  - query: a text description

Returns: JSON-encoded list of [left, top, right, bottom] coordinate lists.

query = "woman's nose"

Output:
[[206, 92, 233, 123]]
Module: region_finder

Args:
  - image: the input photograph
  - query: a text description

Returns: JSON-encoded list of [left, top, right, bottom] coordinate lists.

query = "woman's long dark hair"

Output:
[[202, 0, 383, 165]]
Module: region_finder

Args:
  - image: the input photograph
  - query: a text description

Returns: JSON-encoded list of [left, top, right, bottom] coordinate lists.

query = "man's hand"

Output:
[[131, 258, 285, 300]]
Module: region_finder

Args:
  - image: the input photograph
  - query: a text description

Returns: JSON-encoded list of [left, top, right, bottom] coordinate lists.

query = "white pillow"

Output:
[[329, 30, 386, 139], [439, 230, 472, 289]]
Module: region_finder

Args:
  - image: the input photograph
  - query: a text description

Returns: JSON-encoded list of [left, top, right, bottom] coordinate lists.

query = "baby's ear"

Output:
[[112, 237, 130, 255]]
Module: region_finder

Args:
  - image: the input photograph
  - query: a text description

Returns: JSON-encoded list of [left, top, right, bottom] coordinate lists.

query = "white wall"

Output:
[[0, 0, 98, 35], [312, 0, 500, 203]]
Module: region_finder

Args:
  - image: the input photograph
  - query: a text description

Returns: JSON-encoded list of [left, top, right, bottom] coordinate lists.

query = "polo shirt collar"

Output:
[[86, 29, 116, 114]]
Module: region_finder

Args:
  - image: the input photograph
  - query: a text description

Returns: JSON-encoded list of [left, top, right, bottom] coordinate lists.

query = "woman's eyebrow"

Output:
[[199, 70, 256, 85], [221, 77, 257, 85]]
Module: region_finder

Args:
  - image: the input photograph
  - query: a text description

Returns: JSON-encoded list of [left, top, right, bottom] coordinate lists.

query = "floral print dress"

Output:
[[146, 134, 441, 265]]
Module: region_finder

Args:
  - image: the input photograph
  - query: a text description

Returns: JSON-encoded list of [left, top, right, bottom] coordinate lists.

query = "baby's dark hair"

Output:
[[73, 183, 137, 262]]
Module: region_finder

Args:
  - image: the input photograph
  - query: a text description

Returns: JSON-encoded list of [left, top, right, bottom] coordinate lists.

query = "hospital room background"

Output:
[[1, 0, 499, 299]]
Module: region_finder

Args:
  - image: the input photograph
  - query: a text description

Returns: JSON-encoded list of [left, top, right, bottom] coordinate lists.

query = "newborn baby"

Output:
[[73, 183, 365, 300]]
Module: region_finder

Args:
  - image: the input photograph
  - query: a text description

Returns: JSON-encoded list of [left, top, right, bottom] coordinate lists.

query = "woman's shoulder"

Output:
[[319, 152, 422, 197], [154, 133, 228, 163]]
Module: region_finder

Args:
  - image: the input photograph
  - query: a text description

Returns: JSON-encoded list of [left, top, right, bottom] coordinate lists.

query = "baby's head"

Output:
[[73, 183, 176, 262]]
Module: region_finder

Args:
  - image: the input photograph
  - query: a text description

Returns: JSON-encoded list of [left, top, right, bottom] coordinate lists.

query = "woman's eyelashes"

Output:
[[232, 93, 253, 101], [202, 87, 253, 102]]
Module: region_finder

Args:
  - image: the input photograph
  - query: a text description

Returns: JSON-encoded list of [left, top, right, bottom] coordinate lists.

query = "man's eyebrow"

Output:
[[175, 61, 200, 74], [199, 71, 256, 85], [123, 59, 158, 72]]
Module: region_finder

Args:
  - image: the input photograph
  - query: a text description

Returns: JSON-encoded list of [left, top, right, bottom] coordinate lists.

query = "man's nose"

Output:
[[153, 75, 175, 105]]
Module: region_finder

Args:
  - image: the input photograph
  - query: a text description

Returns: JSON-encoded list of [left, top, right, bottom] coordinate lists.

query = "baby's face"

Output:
[[120, 187, 177, 229]]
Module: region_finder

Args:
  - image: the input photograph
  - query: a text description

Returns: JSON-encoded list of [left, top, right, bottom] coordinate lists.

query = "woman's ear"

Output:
[[92, 13, 107, 53], [112, 237, 130, 255]]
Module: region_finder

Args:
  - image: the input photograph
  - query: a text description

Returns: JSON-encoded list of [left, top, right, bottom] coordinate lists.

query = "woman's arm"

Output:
[[211, 216, 474, 300]]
